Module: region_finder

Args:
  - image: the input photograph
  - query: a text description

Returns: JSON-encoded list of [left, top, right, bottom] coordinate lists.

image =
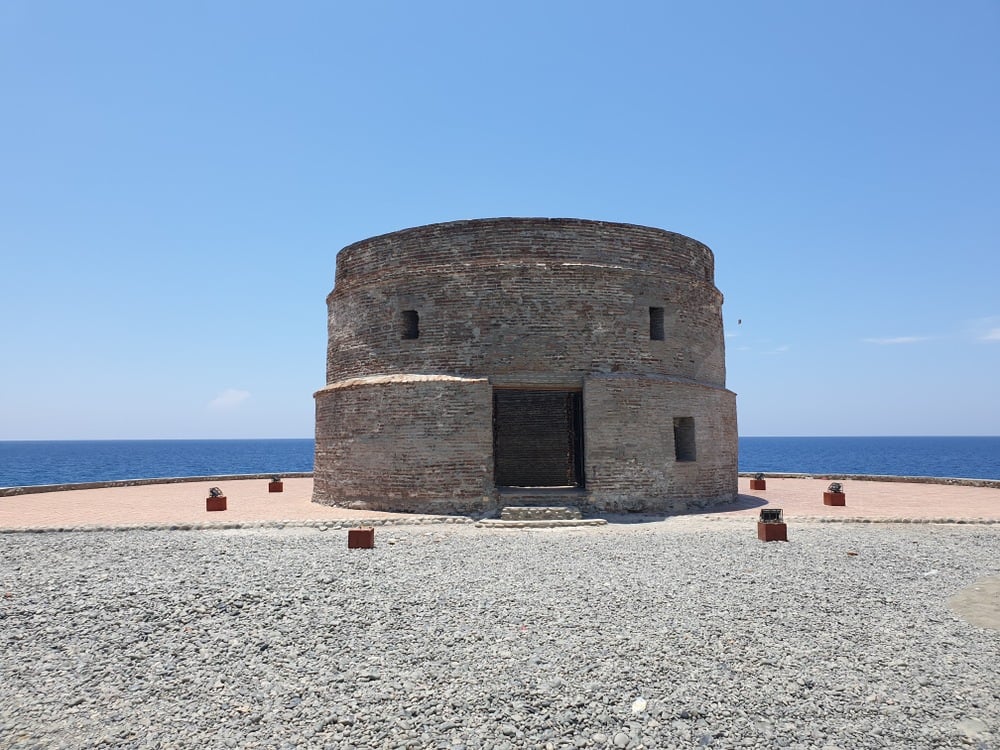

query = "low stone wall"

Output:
[[0, 473, 314, 498], [738, 472, 1000, 490]]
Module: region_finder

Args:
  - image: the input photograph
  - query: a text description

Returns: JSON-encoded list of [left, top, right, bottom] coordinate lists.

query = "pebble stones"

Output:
[[0, 523, 998, 748]]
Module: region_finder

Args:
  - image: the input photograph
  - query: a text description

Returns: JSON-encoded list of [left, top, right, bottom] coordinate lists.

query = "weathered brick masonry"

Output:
[[313, 218, 738, 514]]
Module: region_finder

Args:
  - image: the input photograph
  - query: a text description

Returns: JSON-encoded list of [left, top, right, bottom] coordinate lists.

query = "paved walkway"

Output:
[[0, 478, 442, 531], [0, 476, 997, 531], [694, 476, 999, 523]]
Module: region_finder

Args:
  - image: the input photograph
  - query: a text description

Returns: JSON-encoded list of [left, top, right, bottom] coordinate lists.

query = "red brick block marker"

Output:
[[757, 508, 787, 542], [348, 527, 375, 549], [268, 476, 284, 493], [823, 481, 846, 506], [206, 486, 227, 512]]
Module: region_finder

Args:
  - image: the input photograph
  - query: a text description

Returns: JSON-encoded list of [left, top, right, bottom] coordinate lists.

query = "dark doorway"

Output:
[[493, 389, 584, 487]]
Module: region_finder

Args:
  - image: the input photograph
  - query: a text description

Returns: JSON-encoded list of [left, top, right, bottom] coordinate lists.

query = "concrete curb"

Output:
[[0, 515, 475, 535], [689, 515, 999, 526], [2, 515, 996, 535], [810, 516, 999, 525]]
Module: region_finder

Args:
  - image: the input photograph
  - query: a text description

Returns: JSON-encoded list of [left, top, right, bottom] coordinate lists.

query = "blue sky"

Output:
[[1, 1, 997, 439]]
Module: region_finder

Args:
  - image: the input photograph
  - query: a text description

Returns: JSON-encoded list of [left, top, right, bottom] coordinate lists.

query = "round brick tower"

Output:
[[313, 218, 737, 514]]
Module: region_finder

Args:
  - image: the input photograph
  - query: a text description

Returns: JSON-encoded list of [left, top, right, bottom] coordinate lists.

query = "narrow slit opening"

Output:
[[649, 307, 665, 341], [673, 416, 696, 462], [402, 310, 419, 340]]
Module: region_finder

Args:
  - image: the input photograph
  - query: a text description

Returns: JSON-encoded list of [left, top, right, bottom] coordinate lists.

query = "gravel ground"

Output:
[[1, 521, 998, 750]]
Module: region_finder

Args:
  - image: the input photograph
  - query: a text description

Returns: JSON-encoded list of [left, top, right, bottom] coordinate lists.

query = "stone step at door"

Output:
[[499, 506, 583, 521]]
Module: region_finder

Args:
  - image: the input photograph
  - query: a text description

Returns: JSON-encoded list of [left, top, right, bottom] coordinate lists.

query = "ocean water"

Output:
[[1, 436, 997, 488], [738, 436, 1000, 480], [0, 439, 315, 488]]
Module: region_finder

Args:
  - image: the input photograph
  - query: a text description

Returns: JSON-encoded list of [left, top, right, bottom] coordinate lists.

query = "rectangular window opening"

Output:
[[649, 307, 665, 341], [402, 310, 419, 339], [673, 416, 696, 462]]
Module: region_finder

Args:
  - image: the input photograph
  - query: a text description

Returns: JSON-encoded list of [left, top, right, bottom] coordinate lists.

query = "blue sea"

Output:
[[0, 439, 315, 488], [738, 436, 1000, 480], [0, 436, 998, 488]]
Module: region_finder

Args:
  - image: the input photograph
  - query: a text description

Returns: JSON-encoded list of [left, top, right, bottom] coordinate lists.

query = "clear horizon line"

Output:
[[2, 434, 1000, 443]]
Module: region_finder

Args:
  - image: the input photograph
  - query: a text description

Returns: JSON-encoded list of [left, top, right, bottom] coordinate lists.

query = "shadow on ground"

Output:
[[596, 493, 769, 525]]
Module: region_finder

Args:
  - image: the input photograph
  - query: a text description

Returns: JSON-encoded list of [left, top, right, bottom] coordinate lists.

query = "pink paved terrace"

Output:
[[0, 476, 997, 531]]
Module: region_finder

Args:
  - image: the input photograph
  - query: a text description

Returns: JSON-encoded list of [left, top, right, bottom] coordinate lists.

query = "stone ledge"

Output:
[[0, 516, 474, 535], [811, 516, 999, 525], [476, 519, 608, 529], [499, 506, 583, 521], [692, 515, 999, 526]]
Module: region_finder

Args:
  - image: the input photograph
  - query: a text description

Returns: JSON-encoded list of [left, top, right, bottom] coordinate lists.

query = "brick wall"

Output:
[[325, 219, 725, 388], [313, 375, 493, 514], [582, 375, 738, 512]]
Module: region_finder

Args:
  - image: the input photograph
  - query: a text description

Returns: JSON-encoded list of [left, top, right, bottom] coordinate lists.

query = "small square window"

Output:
[[402, 310, 419, 339], [649, 307, 665, 341], [673, 417, 696, 462]]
